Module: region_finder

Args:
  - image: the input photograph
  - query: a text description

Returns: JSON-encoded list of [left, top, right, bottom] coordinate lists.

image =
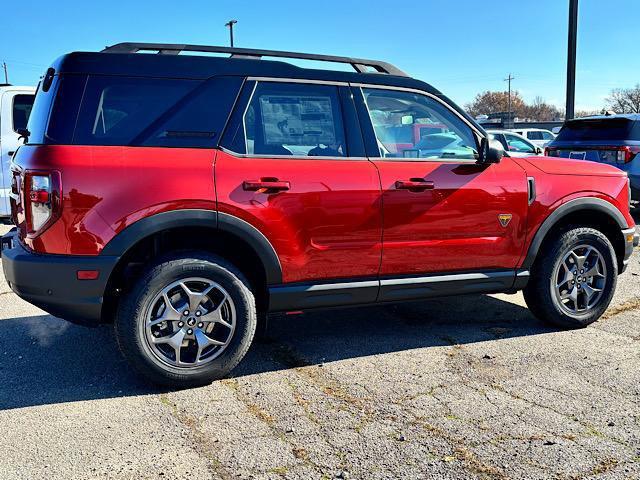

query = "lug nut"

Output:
[[183, 310, 189, 316], [195, 311, 202, 317], [577, 284, 581, 289], [197, 322, 204, 328], [178, 321, 184, 328], [580, 269, 584, 274], [187, 329, 193, 335]]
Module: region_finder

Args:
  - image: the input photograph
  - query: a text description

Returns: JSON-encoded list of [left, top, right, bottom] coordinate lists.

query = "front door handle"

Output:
[[243, 178, 291, 193], [395, 179, 435, 191]]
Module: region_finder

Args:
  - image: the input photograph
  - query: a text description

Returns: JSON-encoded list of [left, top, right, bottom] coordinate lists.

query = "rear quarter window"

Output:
[[26, 74, 86, 145], [73, 76, 242, 148]]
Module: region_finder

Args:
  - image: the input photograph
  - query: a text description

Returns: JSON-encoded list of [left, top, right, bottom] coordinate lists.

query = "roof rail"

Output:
[[101, 42, 408, 77]]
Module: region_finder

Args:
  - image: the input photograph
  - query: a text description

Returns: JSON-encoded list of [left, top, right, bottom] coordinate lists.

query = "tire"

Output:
[[115, 251, 256, 387], [523, 227, 617, 328]]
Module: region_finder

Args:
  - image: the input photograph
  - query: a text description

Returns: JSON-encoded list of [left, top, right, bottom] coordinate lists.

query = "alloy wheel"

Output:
[[144, 277, 236, 368], [552, 244, 607, 315]]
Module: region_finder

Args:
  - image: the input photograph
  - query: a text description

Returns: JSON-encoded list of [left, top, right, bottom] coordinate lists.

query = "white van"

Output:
[[0, 85, 35, 219]]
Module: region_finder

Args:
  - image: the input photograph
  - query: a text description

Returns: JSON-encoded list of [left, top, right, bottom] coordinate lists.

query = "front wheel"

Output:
[[115, 252, 257, 387], [523, 227, 617, 328]]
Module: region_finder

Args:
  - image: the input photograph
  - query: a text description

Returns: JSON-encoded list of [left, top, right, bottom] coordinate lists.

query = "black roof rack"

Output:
[[102, 42, 408, 77]]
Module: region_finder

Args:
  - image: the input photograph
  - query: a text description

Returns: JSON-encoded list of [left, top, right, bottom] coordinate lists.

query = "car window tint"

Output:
[[138, 77, 243, 148], [362, 88, 478, 161], [556, 118, 635, 142], [74, 76, 198, 146], [239, 82, 347, 157], [12, 94, 34, 132]]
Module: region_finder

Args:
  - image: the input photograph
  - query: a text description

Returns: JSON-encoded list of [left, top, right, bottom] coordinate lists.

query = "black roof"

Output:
[[48, 42, 481, 131], [51, 43, 441, 94]]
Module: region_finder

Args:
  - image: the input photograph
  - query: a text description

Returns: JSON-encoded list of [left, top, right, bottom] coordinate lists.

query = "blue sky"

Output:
[[2, 0, 638, 112]]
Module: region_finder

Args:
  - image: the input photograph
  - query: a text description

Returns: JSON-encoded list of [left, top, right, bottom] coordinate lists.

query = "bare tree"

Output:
[[606, 84, 640, 114], [524, 96, 563, 121], [465, 91, 527, 118]]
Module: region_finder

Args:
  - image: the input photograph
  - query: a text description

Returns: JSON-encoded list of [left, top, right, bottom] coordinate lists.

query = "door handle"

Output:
[[243, 178, 290, 193], [395, 179, 435, 191]]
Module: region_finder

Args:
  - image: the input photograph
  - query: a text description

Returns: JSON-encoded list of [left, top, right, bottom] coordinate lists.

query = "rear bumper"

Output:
[[621, 226, 639, 273], [1, 229, 118, 326]]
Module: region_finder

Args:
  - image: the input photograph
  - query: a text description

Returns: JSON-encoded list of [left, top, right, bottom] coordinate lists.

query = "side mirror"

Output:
[[479, 137, 503, 164], [535, 146, 543, 155]]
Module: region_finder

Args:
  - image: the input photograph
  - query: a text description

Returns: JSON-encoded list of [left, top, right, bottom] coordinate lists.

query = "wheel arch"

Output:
[[522, 197, 629, 271], [100, 209, 282, 322]]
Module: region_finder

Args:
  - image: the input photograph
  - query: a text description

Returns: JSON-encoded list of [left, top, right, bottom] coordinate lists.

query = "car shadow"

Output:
[[0, 293, 556, 411]]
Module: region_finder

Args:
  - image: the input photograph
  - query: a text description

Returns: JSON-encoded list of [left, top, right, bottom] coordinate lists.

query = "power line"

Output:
[[504, 73, 515, 127]]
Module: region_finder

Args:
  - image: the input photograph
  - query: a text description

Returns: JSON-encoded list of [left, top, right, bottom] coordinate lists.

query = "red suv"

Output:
[[2, 43, 638, 386]]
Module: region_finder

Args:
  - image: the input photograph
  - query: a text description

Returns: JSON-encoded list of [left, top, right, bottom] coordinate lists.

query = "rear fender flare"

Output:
[[101, 209, 282, 284]]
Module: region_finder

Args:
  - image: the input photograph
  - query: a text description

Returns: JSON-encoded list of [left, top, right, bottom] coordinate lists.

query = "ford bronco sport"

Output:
[[2, 43, 638, 387]]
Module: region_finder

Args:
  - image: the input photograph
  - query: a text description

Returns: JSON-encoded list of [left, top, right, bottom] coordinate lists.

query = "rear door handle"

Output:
[[395, 179, 435, 191], [243, 178, 290, 192]]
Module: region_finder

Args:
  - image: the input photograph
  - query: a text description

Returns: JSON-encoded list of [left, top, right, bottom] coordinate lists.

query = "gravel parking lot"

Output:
[[0, 222, 638, 480]]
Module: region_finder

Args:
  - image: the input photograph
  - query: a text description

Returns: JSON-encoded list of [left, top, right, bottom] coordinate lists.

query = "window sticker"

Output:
[[259, 95, 336, 146]]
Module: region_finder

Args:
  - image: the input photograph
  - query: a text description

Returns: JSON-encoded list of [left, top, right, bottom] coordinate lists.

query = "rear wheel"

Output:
[[523, 227, 617, 328], [115, 252, 256, 387]]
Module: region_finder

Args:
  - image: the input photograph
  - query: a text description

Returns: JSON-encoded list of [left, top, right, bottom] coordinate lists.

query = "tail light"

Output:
[[24, 170, 62, 236], [616, 146, 640, 164]]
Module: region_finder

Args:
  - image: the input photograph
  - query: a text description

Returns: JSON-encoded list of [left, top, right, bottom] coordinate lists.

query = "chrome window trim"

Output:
[[246, 77, 349, 87], [219, 146, 369, 161]]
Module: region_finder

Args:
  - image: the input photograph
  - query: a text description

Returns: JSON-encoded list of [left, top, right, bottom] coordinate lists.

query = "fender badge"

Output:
[[498, 214, 512, 227]]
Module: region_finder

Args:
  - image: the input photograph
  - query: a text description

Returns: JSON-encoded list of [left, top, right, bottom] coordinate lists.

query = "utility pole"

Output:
[[504, 73, 515, 128], [2, 62, 8, 84], [565, 0, 579, 120], [225, 20, 238, 47]]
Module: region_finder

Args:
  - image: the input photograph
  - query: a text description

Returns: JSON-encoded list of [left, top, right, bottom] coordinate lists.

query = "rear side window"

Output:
[[12, 95, 34, 132], [226, 82, 347, 157], [556, 118, 639, 142]]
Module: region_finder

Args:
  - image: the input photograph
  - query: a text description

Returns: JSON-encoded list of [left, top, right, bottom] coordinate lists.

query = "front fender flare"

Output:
[[521, 197, 629, 269]]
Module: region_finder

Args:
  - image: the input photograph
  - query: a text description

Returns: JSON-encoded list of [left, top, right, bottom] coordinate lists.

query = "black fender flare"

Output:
[[521, 197, 629, 269], [101, 209, 282, 284]]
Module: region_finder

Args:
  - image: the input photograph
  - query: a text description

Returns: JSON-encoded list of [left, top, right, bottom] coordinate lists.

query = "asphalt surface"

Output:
[[0, 222, 639, 479]]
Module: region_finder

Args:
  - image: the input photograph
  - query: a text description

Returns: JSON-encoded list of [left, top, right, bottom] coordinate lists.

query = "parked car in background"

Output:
[[0, 85, 35, 220], [546, 114, 640, 199], [486, 129, 543, 157], [511, 128, 556, 148]]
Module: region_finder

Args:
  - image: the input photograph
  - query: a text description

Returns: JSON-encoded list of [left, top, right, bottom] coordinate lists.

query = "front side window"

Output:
[[504, 134, 536, 153], [12, 94, 34, 132], [363, 88, 478, 161], [236, 82, 346, 157]]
